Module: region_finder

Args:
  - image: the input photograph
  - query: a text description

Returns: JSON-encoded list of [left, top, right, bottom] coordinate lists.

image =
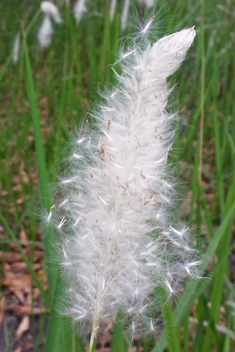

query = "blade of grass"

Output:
[[202, 169, 235, 350], [158, 287, 180, 352], [183, 313, 189, 352], [22, 23, 58, 293], [198, 0, 205, 184], [68, 11, 84, 99], [212, 55, 224, 217], [223, 328, 230, 352], [51, 49, 68, 182], [110, 312, 125, 352], [152, 200, 235, 352], [43, 276, 65, 352], [99, 0, 111, 82], [22, 23, 65, 352], [0, 55, 11, 82]]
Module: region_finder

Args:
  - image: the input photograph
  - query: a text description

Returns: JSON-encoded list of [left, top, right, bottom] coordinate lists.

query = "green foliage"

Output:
[[0, 0, 234, 351]]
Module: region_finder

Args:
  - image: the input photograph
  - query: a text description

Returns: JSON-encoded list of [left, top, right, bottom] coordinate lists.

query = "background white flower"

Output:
[[40, 1, 63, 23], [74, 0, 88, 24], [38, 1, 62, 48], [38, 15, 54, 48], [12, 33, 20, 63]]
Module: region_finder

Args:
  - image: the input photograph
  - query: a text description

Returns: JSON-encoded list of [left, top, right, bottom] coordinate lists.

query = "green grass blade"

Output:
[[152, 200, 235, 352], [110, 312, 125, 352], [22, 23, 58, 293], [159, 288, 180, 352], [223, 329, 230, 352], [0, 55, 11, 81], [212, 56, 224, 217], [183, 313, 189, 352], [43, 276, 65, 352], [22, 24, 64, 352], [99, 0, 111, 82]]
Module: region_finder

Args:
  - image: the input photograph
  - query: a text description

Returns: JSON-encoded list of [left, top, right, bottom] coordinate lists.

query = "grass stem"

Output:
[[198, 0, 205, 184]]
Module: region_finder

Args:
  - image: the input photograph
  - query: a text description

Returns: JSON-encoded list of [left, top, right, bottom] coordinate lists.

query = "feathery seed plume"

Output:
[[138, 0, 156, 8], [110, 0, 117, 22], [40, 1, 63, 23], [121, 0, 131, 31], [50, 22, 198, 348], [12, 33, 20, 63], [38, 1, 62, 48], [38, 15, 54, 48], [74, 0, 88, 24]]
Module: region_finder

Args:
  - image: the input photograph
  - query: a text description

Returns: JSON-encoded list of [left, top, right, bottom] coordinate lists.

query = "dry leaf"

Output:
[[0, 296, 6, 327], [0, 251, 23, 263], [13, 176, 21, 185], [25, 292, 32, 306], [14, 347, 22, 352], [11, 262, 27, 271], [1, 274, 31, 288], [19, 226, 27, 243], [15, 315, 30, 340], [13, 184, 22, 192], [17, 306, 48, 316], [3, 263, 11, 272], [21, 343, 34, 351], [9, 288, 25, 305], [22, 176, 29, 185], [33, 250, 43, 262]]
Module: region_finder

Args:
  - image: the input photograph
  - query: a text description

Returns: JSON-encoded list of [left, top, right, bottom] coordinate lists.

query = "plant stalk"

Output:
[[88, 289, 103, 352], [198, 0, 205, 183]]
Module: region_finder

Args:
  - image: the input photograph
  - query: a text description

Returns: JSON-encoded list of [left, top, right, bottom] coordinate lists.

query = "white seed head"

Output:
[[40, 1, 63, 23], [138, 0, 156, 7], [38, 15, 53, 48], [12, 33, 20, 63], [51, 25, 198, 337], [74, 0, 88, 23], [121, 0, 131, 31], [110, 0, 117, 22]]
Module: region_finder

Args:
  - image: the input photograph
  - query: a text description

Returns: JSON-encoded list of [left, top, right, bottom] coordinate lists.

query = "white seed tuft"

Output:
[[121, 0, 131, 31], [12, 33, 20, 63], [40, 1, 63, 23], [38, 2, 62, 48], [38, 15, 53, 48], [74, 0, 88, 24], [110, 0, 117, 22], [51, 25, 199, 338]]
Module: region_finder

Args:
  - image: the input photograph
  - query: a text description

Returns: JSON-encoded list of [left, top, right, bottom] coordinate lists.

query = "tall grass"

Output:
[[0, 0, 234, 351]]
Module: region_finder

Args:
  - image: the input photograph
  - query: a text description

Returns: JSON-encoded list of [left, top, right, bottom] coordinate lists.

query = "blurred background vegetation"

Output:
[[0, 0, 235, 351]]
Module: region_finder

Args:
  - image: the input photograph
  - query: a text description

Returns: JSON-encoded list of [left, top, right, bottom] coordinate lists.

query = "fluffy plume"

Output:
[[40, 1, 63, 23], [138, 0, 156, 7], [50, 24, 199, 343], [74, 0, 88, 24], [38, 15, 54, 48], [121, 0, 131, 31], [38, 2, 62, 48], [110, 0, 117, 22], [12, 33, 20, 63]]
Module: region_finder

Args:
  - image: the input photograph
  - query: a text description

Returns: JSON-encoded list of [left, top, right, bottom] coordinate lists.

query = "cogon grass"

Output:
[[73, 0, 88, 24], [38, 1, 62, 48], [47, 18, 200, 350]]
